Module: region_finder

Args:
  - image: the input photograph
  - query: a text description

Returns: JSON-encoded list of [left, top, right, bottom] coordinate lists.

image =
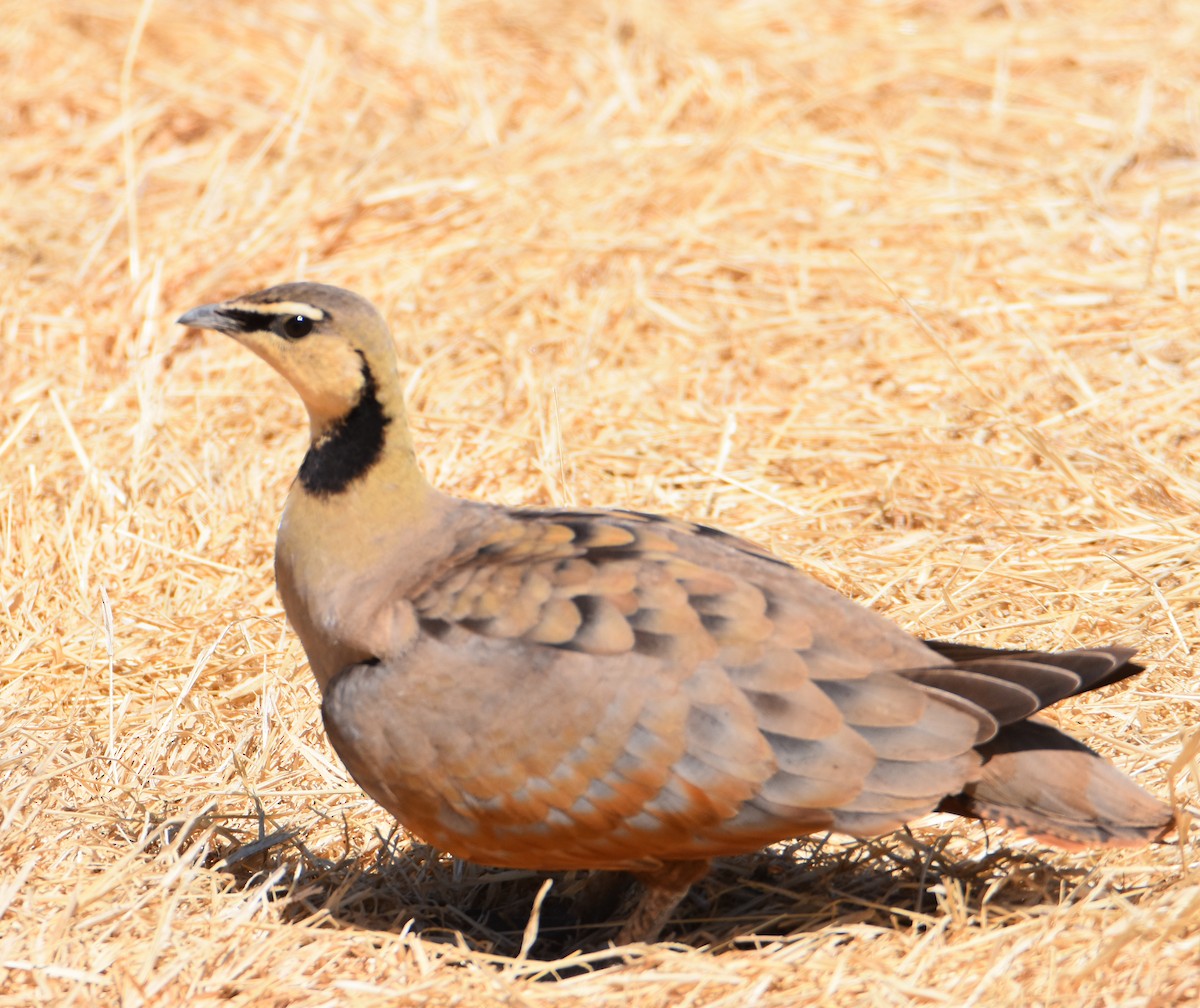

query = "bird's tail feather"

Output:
[[938, 718, 1174, 847], [910, 641, 1173, 846]]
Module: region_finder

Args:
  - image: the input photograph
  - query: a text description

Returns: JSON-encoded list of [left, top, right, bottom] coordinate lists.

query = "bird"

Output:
[[178, 282, 1174, 945]]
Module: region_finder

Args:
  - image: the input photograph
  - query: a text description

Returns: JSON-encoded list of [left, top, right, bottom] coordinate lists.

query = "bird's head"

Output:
[[177, 282, 400, 431]]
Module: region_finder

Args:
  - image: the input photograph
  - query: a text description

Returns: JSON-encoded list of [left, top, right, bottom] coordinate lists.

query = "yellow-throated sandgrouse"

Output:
[[178, 282, 1174, 944]]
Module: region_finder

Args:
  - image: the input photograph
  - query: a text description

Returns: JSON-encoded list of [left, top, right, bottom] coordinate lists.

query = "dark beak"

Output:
[[176, 303, 233, 332]]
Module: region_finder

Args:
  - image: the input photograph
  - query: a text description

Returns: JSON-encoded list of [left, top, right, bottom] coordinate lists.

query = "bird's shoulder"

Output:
[[410, 504, 927, 669]]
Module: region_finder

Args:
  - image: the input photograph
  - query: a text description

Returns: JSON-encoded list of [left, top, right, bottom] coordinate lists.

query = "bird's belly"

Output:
[[321, 650, 840, 873]]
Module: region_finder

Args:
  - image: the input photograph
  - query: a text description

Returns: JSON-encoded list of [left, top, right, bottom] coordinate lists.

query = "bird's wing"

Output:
[[320, 507, 993, 870]]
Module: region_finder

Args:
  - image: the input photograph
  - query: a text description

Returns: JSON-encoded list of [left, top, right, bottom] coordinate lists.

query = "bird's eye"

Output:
[[283, 315, 314, 339]]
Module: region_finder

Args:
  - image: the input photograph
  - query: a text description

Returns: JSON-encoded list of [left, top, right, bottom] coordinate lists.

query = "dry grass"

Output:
[[3, 0, 1200, 1003]]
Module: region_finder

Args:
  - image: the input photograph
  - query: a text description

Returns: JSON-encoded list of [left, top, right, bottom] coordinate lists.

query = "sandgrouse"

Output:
[[178, 282, 1174, 944]]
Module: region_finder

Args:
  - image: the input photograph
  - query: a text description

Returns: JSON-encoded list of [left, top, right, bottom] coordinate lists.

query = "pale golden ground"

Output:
[[2, 1, 1198, 1004]]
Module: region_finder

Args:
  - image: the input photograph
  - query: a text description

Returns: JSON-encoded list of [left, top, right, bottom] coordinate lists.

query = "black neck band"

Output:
[[298, 359, 391, 496]]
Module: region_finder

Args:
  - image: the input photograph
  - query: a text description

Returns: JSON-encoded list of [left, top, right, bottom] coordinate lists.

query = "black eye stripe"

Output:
[[217, 305, 324, 336], [221, 307, 278, 332]]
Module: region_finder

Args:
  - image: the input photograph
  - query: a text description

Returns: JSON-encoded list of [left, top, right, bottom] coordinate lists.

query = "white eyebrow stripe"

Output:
[[222, 300, 327, 320]]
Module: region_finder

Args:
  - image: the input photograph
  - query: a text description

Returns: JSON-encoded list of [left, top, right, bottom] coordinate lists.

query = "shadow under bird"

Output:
[[178, 282, 1174, 944]]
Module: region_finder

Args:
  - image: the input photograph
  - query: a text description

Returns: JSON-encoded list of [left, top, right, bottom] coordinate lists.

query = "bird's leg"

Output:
[[572, 869, 635, 928], [614, 859, 710, 945]]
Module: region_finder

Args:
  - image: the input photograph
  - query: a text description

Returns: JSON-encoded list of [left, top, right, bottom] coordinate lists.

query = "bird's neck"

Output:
[[294, 363, 436, 524], [275, 379, 447, 685]]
